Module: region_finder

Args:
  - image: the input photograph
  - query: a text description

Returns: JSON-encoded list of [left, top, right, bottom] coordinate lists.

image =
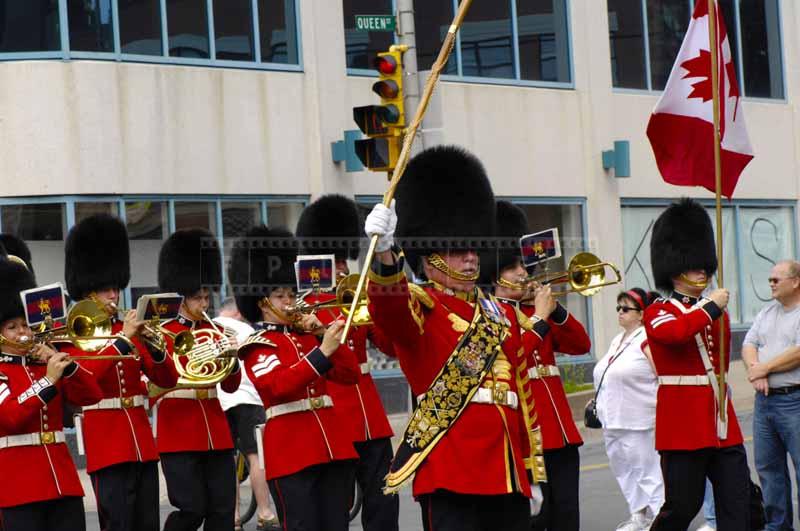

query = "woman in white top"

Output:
[[592, 288, 664, 531]]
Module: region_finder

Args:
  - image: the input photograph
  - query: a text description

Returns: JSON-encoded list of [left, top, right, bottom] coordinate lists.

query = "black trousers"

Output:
[[0, 496, 85, 531], [419, 490, 530, 531], [651, 444, 750, 531], [353, 438, 399, 531], [530, 444, 580, 531], [268, 460, 356, 531], [161, 450, 236, 531], [90, 460, 160, 531]]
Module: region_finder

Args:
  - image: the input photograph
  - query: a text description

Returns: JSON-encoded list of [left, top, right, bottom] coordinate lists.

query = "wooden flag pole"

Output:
[[707, 0, 727, 430], [340, 0, 475, 343]]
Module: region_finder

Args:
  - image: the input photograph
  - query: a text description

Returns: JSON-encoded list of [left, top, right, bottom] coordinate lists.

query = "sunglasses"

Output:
[[616, 305, 639, 313]]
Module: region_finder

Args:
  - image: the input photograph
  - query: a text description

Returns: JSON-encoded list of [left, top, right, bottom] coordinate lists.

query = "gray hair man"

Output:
[[743, 259, 800, 530]]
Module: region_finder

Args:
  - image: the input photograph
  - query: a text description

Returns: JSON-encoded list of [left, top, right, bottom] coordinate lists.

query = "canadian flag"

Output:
[[646, 1, 753, 198]]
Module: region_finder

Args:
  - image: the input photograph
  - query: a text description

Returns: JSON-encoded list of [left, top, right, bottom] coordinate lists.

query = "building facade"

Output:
[[0, 1, 795, 406]]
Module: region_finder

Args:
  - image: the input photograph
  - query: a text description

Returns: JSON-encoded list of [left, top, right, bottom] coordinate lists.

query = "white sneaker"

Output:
[[697, 525, 716, 531], [615, 512, 652, 531]]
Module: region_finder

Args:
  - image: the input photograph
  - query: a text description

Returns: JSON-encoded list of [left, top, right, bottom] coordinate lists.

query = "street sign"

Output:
[[354, 15, 396, 32]]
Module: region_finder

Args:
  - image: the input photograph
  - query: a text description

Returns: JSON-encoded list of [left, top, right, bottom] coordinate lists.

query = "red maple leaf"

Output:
[[681, 49, 713, 102]]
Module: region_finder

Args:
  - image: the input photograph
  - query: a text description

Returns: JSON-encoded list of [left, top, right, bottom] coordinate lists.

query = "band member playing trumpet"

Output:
[[156, 228, 241, 531], [58, 213, 178, 531], [491, 201, 592, 531], [231, 225, 360, 531], [295, 194, 400, 531], [365, 146, 538, 530], [0, 258, 103, 531]]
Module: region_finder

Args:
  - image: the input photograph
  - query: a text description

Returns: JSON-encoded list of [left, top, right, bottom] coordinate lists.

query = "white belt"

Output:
[[528, 365, 560, 379], [416, 388, 519, 410], [0, 431, 65, 449], [265, 395, 334, 420], [162, 388, 218, 400], [83, 395, 146, 410], [360, 362, 370, 375], [658, 375, 710, 386]]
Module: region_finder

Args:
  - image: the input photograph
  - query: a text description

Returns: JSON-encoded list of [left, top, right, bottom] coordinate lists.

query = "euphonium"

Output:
[[147, 312, 238, 398]]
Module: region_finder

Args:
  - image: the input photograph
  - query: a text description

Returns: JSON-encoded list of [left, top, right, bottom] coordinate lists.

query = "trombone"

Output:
[[514, 252, 622, 298], [286, 274, 372, 327]]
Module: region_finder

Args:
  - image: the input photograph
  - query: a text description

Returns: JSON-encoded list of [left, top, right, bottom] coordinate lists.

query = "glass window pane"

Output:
[[739, 0, 783, 99], [119, 0, 163, 56], [608, 0, 647, 89], [739, 207, 795, 323], [343, 0, 393, 70], [0, 2, 61, 52], [213, 0, 254, 61], [706, 206, 739, 323], [175, 202, 215, 232], [266, 202, 303, 231], [460, 0, 513, 79], [647, 0, 689, 90], [125, 201, 167, 298], [413, 0, 456, 74], [167, 0, 209, 58], [222, 202, 261, 237], [67, 0, 114, 52], [1, 203, 66, 286], [258, 0, 298, 64], [517, 0, 571, 83], [75, 202, 119, 224]]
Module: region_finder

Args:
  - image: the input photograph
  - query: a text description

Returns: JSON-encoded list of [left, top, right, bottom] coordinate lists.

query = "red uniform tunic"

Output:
[[57, 320, 179, 473], [643, 294, 743, 450], [517, 302, 591, 450], [367, 269, 533, 498], [305, 292, 394, 442], [0, 354, 103, 507], [155, 316, 241, 453], [238, 323, 360, 480]]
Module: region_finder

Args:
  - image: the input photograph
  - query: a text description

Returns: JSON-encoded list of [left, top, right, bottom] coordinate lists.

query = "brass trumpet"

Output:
[[287, 274, 372, 327], [509, 252, 622, 298]]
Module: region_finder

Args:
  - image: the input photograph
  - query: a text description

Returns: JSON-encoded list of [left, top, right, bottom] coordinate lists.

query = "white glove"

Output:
[[365, 201, 397, 253], [530, 484, 544, 516]]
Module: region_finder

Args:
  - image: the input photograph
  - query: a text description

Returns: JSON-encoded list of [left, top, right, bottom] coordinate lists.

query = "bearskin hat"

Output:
[[228, 226, 297, 323], [0, 234, 34, 279], [158, 228, 223, 297], [0, 259, 36, 324], [295, 194, 362, 260], [65, 214, 130, 300], [650, 198, 718, 292], [493, 200, 529, 277], [395, 145, 496, 275]]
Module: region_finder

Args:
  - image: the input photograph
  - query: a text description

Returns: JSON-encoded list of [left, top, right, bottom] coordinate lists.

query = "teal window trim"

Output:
[[0, 0, 303, 73]]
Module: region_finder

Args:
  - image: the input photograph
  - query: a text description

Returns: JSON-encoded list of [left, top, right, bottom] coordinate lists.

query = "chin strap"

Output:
[[427, 253, 479, 282]]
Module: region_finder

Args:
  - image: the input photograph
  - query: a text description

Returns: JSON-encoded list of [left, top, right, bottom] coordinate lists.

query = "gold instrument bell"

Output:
[[288, 274, 372, 327], [528, 252, 622, 297]]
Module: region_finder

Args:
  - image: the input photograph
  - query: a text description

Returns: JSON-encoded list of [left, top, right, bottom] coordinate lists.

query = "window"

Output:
[[67, 0, 115, 52], [0, 203, 66, 286], [222, 202, 261, 238], [621, 202, 796, 326], [414, 0, 571, 84], [343, 0, 394, 71], [0, 0, 300, 69], [0, 2, 61, 52], [126, 201, 168, 295], [75, 202, 119, 223], [609, 0, 783, 98], [213, 0, 254, 61], [175, 201, 215, 232]]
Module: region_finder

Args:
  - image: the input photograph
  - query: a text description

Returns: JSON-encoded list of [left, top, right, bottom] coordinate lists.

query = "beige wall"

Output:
[[0, 0, 797, 353]]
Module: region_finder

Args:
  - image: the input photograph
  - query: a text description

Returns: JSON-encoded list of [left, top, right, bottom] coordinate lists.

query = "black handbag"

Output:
[[584, 397, 602, 429], [749, 479, 766, 530]]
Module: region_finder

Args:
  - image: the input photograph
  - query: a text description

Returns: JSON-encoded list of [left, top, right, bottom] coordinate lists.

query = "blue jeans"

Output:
[[703, 479, 716, 528], [754, 391, 800, 531]]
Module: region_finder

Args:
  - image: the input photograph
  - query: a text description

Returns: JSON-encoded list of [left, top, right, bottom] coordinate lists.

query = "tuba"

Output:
[[147, 312, 238, 398]]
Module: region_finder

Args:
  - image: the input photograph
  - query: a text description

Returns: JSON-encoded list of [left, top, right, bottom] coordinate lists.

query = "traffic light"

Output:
[[353, 44, 408, 173]]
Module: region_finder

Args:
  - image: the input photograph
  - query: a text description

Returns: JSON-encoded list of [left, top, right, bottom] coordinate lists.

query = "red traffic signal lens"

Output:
[[372, 80, 399, 99], [374, 55, 398, 75]]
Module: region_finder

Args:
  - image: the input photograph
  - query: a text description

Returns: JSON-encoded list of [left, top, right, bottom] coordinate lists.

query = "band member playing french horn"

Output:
[[231, 225, 360, 531], [59, 213, 178, 531], [0, 258, 103, 531]]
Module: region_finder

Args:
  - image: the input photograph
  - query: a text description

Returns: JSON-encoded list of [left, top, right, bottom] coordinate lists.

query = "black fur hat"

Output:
[[295, 194, 362, 260], [65, 214, 130, 300], [493, 200, 529, 277], [395, 145, 496, 275], [228, 226, 297, 323], [0, 234, 34, 279], [158, 229, 223, 297], [650, 198, 718, 292], [0, 259, 36, 325]]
